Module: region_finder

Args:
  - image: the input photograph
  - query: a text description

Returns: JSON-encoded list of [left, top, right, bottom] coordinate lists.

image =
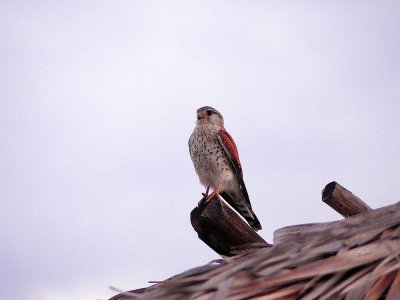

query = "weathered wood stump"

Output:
[[322, 181, 372, 217], [274, 181, 373, 244], [191, 195, 269, 256], [191, 182, 373, 252]]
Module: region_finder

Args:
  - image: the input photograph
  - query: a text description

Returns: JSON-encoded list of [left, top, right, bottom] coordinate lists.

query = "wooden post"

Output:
[[274, 182, 373, 244], [191, 195, 269, 256], [322, 181, 372, 217]]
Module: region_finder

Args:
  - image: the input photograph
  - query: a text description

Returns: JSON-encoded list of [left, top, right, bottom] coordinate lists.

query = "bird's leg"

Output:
[[198, 185, 221, 207], [201, 186, 210, 199], [197, 187, 210, 206]]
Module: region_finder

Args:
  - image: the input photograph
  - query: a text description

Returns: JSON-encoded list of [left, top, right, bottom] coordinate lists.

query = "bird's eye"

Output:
[[207, 110, 212, 116]]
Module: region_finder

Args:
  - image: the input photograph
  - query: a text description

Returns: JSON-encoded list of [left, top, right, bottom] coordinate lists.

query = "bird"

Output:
[[188, 106, 262, 231]]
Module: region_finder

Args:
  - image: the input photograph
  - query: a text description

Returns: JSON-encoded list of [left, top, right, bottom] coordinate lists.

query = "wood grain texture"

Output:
[[274, 182, 373, 244], [191, 195, 269, 256], [322, 181, 372, 217]]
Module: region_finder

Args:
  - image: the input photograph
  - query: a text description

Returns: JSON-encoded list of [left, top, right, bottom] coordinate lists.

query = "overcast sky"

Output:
[[1, 1, 400, 299]]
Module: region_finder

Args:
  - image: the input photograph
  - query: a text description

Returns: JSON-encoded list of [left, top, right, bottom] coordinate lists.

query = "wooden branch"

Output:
[[191, 196, 270, 256], [274, 182, 373, 244], [322, 181, 372, 217]]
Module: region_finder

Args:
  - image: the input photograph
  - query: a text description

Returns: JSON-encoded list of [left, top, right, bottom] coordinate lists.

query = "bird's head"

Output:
[[196, 106, 224, 126]]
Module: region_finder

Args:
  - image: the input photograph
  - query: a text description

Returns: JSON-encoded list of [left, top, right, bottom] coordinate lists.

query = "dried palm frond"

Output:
[[110, 202, 400, 300]]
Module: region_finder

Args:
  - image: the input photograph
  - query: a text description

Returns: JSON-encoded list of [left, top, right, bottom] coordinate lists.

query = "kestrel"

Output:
[[188, 106, 262, 231]]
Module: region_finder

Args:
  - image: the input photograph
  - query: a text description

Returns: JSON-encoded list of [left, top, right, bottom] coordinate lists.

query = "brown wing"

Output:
[[217, 128, 251, 205], [217, 129, 241, 169], [217, 128, 261, 230]]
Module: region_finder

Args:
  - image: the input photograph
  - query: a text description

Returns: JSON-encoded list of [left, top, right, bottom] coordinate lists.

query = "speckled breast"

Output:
[[189, 124, 233, 188]]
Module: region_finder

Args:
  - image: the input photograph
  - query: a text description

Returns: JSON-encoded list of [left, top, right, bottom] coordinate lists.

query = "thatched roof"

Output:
[[110, 202, 400, 300]]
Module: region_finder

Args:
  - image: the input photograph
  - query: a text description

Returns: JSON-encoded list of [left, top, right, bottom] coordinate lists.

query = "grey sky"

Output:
[[1, 1, 400, 299]]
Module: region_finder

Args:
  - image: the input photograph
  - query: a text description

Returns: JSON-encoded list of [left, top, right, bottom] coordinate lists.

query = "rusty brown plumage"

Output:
[[188, 106, 261, 230]]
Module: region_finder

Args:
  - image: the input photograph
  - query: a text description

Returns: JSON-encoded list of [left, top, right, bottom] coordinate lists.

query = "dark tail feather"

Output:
[[248, 211, 262, 231], [220, 191, 262, 231]]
